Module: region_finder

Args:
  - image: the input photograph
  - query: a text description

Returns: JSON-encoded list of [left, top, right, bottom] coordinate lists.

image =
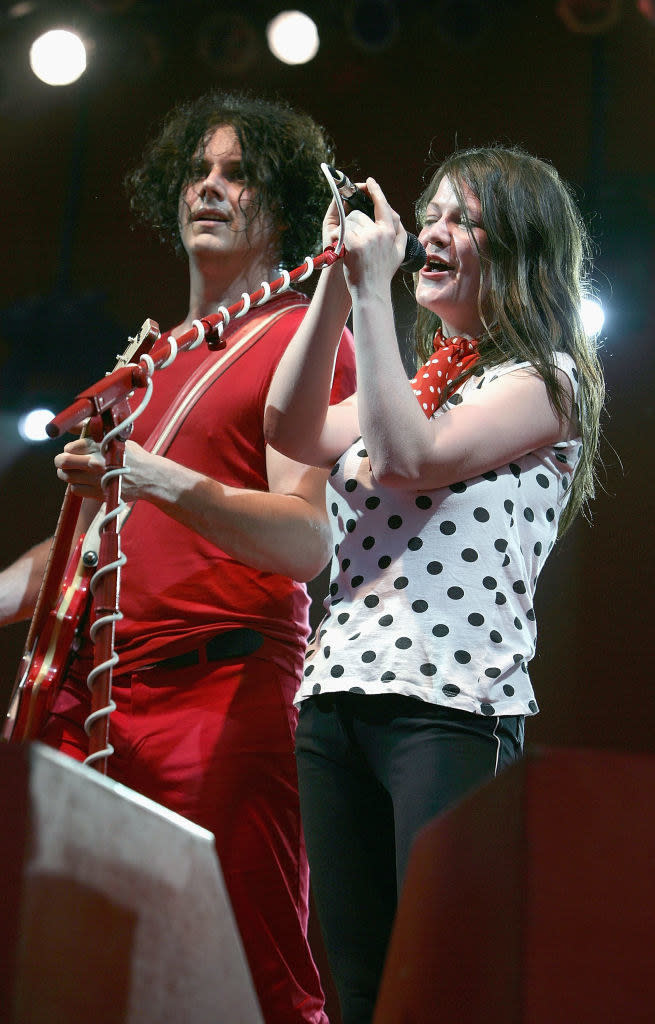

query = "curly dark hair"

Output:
[[124, 90, 335, 269]]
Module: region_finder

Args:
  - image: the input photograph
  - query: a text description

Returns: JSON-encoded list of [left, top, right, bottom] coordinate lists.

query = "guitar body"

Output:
[[3, 538, 92, 743]]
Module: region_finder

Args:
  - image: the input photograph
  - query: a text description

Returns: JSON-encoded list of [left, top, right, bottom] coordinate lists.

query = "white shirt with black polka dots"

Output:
[[296, 354, 581, 718]]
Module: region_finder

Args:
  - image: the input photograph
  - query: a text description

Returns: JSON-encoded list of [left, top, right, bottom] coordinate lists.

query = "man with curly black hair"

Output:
[[126, 90, 338, 271], [1, 91, 355, 1024]]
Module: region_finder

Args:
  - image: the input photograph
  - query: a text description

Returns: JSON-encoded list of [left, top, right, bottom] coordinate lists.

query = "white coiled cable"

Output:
[[82, 373, 154, 767]]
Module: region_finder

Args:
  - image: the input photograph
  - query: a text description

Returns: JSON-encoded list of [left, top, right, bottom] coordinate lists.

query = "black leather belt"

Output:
[[146, 628, 264, 671]]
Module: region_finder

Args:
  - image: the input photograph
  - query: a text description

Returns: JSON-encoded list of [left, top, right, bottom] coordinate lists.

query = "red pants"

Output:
[[40, 638, 328, 1024]]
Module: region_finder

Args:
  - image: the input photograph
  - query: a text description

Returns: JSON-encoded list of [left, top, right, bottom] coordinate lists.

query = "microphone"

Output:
[[326, 166, 427, 273]]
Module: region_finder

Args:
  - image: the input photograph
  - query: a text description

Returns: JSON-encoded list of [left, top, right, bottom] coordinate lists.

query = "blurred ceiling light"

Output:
[[198, 11, 259, 74], [83, 0, 137, 10], [8, 2, 38, 17], [581, 297, 605, 337], [266, 10, 320, 65], [347, 0, 398, 51], [556, 0, 623, 33], [29, 29, 87, 86], [17, 408, 56, 443], [436, 0, 490, 45]]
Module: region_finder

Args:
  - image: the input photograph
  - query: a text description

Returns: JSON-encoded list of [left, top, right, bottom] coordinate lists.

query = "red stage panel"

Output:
[[374, 746, 655, 1024], [0, 741, 263, 1024]]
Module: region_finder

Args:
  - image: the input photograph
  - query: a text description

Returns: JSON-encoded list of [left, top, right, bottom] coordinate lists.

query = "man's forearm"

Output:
[[135, 459, 332, 582], [0, 538, 52, 625]]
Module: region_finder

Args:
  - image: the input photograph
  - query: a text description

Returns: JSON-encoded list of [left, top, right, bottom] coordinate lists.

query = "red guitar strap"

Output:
[[144, 299, 306, 457], [81, 298, 306, 555]]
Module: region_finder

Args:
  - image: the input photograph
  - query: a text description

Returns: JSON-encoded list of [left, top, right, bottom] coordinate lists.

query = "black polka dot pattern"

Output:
[[297, 352, 582, 721]]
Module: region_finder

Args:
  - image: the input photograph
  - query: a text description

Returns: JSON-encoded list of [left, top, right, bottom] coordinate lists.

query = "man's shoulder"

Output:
[[269, 296, 356, 403], [251, 292, 309, 337]]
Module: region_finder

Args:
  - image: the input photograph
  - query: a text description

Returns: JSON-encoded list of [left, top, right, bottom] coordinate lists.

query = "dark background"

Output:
[[1, 2, 654, 1019], [1, 0, 653, 755]]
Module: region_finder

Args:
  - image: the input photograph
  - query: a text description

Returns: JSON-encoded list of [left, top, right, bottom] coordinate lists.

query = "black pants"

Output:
[[295, 692, 524, 1024]]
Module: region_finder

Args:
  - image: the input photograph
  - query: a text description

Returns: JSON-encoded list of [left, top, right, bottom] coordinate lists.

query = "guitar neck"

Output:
[[21, 318, 161, 654], [24, 487, 83, 652]]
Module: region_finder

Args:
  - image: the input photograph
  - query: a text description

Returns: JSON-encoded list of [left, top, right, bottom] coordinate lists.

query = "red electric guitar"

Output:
[[2, 319, 159, 744]]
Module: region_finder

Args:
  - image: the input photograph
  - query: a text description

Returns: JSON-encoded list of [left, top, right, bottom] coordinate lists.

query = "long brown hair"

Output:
[[413, 145, 604, 535]]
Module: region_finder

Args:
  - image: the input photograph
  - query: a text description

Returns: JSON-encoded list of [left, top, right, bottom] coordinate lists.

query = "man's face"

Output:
[[178, 125, 276, 266]]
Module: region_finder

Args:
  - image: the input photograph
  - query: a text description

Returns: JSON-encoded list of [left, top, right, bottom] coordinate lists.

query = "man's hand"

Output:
[[54, 437, 108, 501]]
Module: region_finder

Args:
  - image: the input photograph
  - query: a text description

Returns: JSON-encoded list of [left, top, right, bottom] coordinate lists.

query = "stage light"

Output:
[[581, 297, 605, 337], [82, 0, 137, 10], [347, 0, 398, 51], [266, 10, 320, 65], [556, 0, 622, 34], [29, 29, 87, 86], [8, 2, 38, 17], [197, 11, 259, 75], [17, 408, 56, 442]]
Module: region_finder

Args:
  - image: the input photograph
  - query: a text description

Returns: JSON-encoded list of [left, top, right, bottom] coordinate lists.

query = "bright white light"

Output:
[[29, 29, 87, 86], [18, 408, 55, 442], [266, 10, 319, 65], [581, 296, 605, 338]]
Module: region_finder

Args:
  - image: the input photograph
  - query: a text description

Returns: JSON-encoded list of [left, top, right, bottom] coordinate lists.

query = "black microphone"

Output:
[[326, 166, 427, 273]]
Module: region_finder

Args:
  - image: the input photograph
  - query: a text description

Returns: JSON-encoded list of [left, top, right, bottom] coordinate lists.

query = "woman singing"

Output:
[[264, 144, 605, 1024]]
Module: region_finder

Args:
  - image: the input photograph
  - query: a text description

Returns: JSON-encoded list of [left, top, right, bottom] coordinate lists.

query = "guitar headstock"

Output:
[[78, 320, 161, 440], [113, 318, 161, 368]]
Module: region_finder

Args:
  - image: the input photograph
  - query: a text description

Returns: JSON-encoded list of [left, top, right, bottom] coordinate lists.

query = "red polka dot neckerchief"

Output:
[[410, 328, 480, 418]]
